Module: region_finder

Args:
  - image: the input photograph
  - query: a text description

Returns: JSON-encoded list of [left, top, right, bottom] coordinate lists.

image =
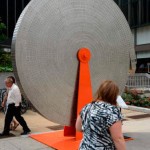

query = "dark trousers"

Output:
[[3, 103, 30, 134]]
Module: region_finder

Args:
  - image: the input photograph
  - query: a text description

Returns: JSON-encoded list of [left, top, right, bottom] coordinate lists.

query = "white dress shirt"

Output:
[[7, 84, 21, 106]]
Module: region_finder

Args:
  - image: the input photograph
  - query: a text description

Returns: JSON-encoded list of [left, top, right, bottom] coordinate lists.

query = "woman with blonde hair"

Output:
[[76, 80, 126, 150]]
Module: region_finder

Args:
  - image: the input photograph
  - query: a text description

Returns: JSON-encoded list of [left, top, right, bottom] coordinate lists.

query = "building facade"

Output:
[[115, 0, 150, 73], [0, 0, 150, 73], [0, 0, 31, 38]]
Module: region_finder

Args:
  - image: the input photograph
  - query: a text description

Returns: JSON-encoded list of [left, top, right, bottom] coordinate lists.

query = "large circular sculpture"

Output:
[[11, 0, 136, 126]]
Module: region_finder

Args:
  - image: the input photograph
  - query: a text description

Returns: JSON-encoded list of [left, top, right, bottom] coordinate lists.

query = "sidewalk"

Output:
[[0, 110, 56, 150], [0, 109, 150, 150], [122, 109, 150, 150]]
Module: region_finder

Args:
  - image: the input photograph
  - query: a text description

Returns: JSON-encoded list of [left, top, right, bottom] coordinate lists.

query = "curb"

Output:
[[126, 105, 150, 114]]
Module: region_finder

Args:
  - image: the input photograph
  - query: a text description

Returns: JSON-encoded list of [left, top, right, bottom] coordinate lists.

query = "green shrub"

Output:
[[0, 51, 13, 72], [122, 91, 150, 108]]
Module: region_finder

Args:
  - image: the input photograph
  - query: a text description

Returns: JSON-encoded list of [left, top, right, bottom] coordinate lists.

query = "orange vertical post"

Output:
[[76, 48, 93, 139], [64, 48, 93, 139]]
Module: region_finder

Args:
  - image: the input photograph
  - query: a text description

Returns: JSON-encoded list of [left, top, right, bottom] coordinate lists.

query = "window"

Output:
[[24, 0, 31, 7], [148, 0, 150, 22], [136, 58, 150, 73], [16, 0, 24, 22], [141, 0, 147, 24], [130, 0, 139, 27], [0, 0, 7, 36], [120, 0, 128, 21], [0, 0, 31, 38], [114, 0, 150, 28], [130, 0, 150, 28], [8, 0, 15, 37], [114, 0, 119, 4]]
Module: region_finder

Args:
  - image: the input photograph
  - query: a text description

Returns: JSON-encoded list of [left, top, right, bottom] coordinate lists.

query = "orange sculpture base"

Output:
[[30, 130, 81, 150], [30, 130, 134, 150]]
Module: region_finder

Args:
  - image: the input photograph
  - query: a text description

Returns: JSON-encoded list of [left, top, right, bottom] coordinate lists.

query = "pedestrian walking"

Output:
[[0, 77, 31, 136], [1, 76, 19, 131]]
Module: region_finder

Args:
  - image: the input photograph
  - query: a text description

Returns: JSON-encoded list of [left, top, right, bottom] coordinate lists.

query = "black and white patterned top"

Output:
[[79, 101, 123, 150]]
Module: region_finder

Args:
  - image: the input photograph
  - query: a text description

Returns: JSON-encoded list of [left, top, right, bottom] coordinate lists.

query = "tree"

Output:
[[0, 17, 12, 72], [0, 17, 7, 42]]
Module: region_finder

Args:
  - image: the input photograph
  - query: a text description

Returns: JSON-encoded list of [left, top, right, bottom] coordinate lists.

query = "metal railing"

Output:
[[126, 73, 150, 88]]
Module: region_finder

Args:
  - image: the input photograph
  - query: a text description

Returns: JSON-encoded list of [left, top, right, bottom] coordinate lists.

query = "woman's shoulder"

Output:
[[96, 101, 119, 113], [82, 102, 92, 110]]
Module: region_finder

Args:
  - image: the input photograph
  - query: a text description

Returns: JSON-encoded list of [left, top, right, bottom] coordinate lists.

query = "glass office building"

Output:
[[114, 0, 150, 73], [115, 0, 150, 28], [0, 0, 30, 38]]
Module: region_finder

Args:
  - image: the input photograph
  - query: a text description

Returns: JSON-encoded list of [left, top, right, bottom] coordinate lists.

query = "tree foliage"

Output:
[[0, 17, 7, 41], [0, 17, 12, 72], [0, 51, 13, 72]]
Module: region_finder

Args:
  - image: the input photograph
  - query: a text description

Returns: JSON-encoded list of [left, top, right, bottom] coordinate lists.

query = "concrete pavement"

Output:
[[0, 109, 150, 150], [0, 110, 56, 150], [123, 109, 150, 150]]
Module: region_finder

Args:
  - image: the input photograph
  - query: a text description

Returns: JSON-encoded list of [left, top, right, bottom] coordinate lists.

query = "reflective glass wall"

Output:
[[1, 0, 150, 38], [115, 0, 150, 28], [0, 0, 31, 38]]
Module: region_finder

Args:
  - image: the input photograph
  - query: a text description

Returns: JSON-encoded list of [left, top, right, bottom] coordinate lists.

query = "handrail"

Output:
[[126, 73, 150, 88]]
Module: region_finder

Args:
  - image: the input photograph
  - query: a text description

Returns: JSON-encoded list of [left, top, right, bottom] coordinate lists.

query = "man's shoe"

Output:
[[0, 132, 10, 136], [21, 130, 31, 135]]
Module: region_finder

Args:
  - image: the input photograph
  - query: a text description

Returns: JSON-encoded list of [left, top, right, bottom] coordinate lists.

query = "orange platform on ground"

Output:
[[30, 130, 134, 150], [30, 130, 80, 150]]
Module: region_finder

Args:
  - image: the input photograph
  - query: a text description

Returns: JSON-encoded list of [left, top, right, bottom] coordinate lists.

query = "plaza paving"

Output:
[[0, 109, 150, 150]]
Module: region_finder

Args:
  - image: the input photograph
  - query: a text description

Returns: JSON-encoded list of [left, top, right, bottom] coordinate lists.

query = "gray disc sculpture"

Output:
[[11, 0, 136, 126]]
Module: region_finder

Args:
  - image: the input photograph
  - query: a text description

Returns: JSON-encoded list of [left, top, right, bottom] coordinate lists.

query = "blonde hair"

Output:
[[94, 80, 119, 105]]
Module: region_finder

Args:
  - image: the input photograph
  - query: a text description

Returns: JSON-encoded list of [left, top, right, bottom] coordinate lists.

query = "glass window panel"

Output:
[[0, 0, 7, 35], [0, 0, 7, 25], [114, 0, 119, 4], [0, 0, 7, 37], [121, 0, 128, 21], [24, 0, 30, 8], [130, 0, 139, 27], [148, 0, 150, 22], [16, 0, 23, 22], [8, 0, 15, 37], [141, 0, 147, 24]]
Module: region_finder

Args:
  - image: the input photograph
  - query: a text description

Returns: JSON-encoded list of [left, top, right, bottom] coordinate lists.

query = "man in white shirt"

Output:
[[0, 77, 31, 136]]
